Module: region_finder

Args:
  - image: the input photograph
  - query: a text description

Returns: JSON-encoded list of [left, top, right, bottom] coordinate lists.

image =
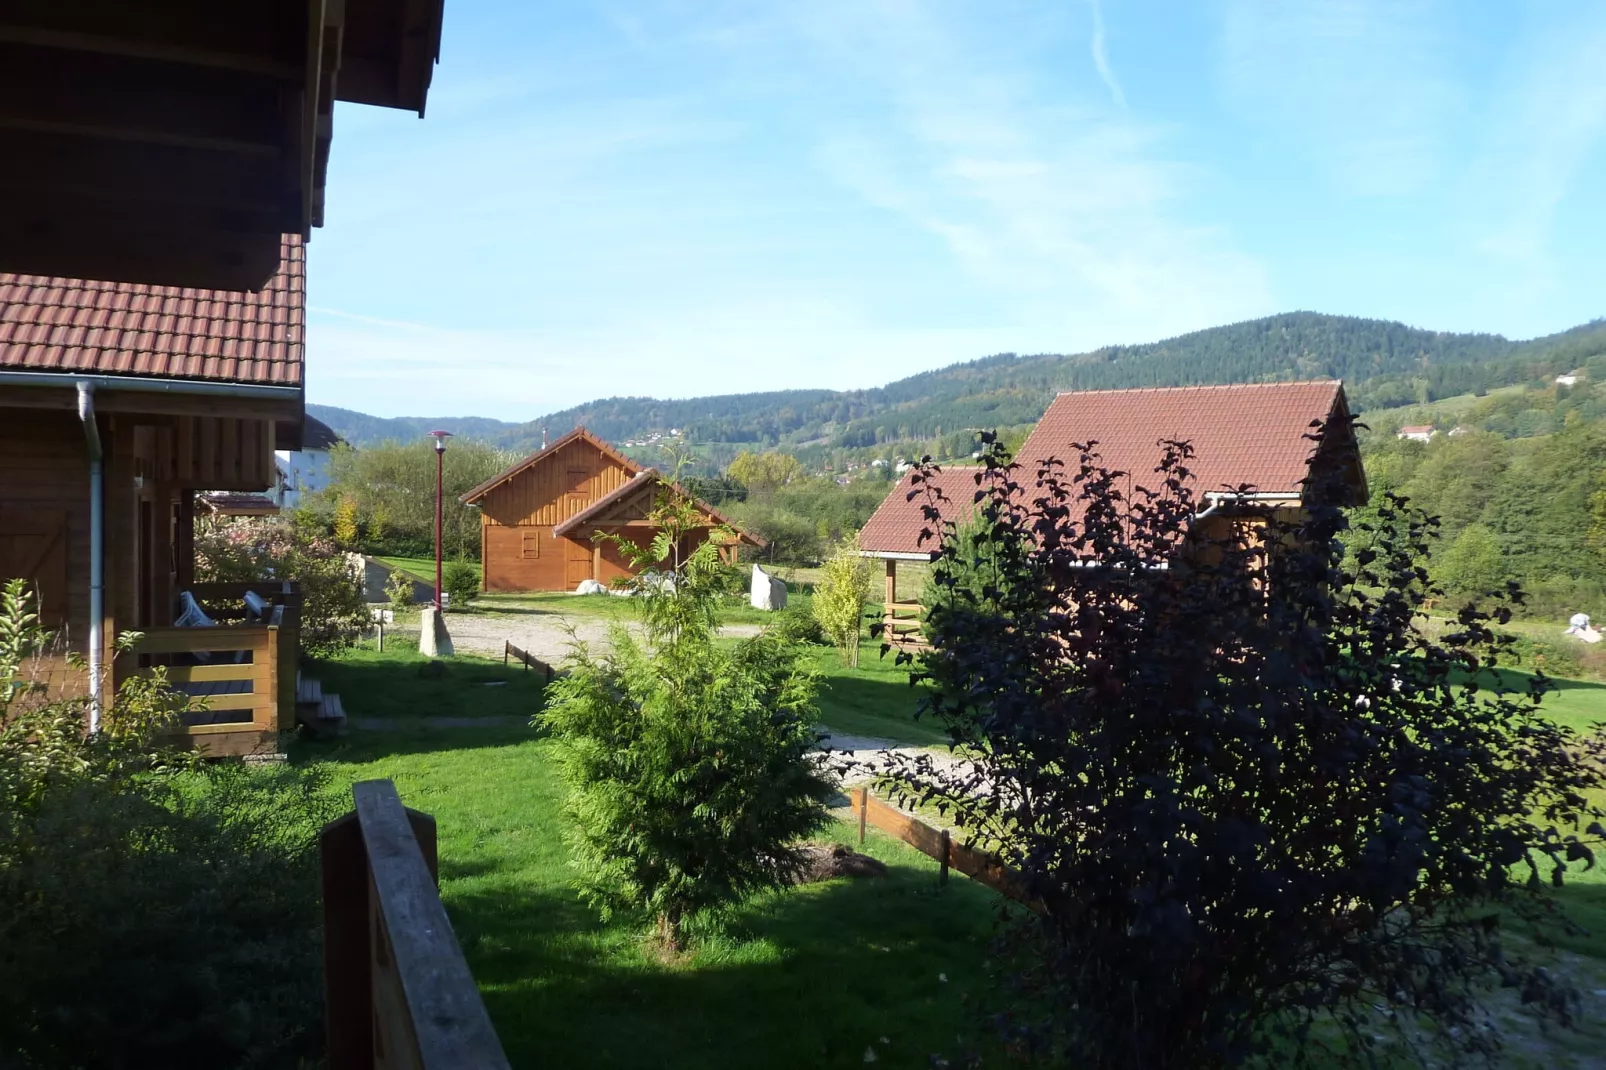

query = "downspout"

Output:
[[76, 382, 105, 733]]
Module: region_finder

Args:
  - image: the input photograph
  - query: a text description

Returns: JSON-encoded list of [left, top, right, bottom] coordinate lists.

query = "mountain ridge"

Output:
[[309, 310, 1606, 464]]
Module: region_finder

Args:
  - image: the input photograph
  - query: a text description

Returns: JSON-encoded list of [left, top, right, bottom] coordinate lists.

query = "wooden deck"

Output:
[[128, 624, 282, 756]]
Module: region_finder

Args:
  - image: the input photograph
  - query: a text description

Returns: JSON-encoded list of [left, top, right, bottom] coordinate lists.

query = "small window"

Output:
[[566, 467, 590, 497], [521, 530, 541, 559]]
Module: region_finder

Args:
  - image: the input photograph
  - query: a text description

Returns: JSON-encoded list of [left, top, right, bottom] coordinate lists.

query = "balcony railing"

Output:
[[881, 600, 929, 651]]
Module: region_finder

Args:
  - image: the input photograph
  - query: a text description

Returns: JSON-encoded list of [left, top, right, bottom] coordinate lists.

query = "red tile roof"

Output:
[[858, 382, 1359, 558], [0, 234, 304, 387], [1018, 381, 1346, 498], [858, 467, 986, 558]]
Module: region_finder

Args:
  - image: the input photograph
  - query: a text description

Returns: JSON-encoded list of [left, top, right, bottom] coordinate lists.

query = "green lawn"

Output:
[[294, 648, 1002, 1069], [298, 644, 1606, 1067], [377, 555, 483, 587]]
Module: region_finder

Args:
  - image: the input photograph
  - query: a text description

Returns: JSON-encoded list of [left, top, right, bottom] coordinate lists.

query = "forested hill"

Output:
[[312, 311, 1606, 460]]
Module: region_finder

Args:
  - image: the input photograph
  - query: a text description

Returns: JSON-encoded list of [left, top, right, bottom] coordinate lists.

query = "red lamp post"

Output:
[[427, 431, 453, 609]]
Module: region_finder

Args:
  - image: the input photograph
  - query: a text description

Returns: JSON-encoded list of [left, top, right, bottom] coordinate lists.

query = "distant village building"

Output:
[[461, 428, 762, 592], [1448, 425, 1471, 437], [1396, 425, 1436, 442], [1556, 374, 1582, 386], [274, 414, 342, 508]]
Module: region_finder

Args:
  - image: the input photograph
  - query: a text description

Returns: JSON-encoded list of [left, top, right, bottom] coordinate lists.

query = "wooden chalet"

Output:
[[462, 428, 763, 592], [859, 381, 1368, 649], [0, 237, 319, 755]]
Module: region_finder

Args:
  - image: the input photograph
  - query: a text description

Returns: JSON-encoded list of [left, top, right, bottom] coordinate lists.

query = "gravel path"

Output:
[[437, 603, 761, 663]]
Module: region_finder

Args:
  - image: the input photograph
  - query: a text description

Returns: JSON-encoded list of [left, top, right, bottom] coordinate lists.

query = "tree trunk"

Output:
[[656, 909, 684, 953]]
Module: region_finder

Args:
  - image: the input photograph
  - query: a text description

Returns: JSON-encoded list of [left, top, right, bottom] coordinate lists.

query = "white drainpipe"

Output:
[[77, 383, 105, 733]]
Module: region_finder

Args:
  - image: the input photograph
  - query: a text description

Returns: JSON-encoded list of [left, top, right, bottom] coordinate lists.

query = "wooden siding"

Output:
[[477, 438, 637, 529], [0, 409, 92, 696], [478, 438, 638, 593]]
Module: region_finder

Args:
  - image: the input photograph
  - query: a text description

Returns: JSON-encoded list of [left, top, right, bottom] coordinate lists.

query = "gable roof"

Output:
[[1017, 381, 1354, 499], [300, 415, 344, 451], [553, 468, 765, 548], [459, 427, 642, 505], [858, 467, 986, 558], [857, 382, 1364, 559], [0, 235, 305, 387]]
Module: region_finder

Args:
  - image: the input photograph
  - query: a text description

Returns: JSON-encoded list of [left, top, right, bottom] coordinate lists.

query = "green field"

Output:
[[300, 644, 1606, 1067], [295, 647, 999, 1069]]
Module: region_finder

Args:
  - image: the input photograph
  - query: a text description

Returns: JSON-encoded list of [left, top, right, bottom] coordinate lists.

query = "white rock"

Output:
[[574, 579, 607, 595], [750, 565, 787, 611], [417, 606, 454, 657]]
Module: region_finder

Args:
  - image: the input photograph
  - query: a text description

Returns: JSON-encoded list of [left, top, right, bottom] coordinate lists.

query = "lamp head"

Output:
[[428, 430, 453, 453]]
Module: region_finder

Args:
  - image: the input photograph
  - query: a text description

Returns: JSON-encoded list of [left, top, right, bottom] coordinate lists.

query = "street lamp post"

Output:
[[428, 431, 453, 609]]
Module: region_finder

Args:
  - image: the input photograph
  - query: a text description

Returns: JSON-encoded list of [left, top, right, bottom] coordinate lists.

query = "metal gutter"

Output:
[[0, 369, 301, 400]]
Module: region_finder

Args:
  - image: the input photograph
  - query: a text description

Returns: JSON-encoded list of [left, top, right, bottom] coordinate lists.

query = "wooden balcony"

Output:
[[123, 581, 302, 757], [323, 780, 510, 1069]]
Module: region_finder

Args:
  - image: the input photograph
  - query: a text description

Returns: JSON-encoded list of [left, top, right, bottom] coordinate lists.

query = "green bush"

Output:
[[0, 580, 339, 1067], [773, 602, 826, 646], [811, 541, 871, 665], [543, 480, 833, 950], [194, 515, 369, 657], [443, 559, 480, 609]]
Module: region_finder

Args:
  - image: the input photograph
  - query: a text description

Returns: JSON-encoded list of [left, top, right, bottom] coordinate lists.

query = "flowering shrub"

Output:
[[194, 516, 369, 657]]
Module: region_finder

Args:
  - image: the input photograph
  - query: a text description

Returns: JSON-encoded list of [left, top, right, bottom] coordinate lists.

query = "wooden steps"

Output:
[[295, 672, 346, 739]]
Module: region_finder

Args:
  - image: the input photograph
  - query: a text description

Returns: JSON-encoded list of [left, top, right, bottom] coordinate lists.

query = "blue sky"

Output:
[[307, 1, 1606, 420]]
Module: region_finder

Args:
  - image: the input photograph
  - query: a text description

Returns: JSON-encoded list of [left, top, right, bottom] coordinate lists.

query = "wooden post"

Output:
[[938, 828, 950, 886], [884, 558, 896, 605], [503, 640, 509, 669], [262, 624, 281, 731], [321, 812, 373, 1069], [858, 788, 868, 845]]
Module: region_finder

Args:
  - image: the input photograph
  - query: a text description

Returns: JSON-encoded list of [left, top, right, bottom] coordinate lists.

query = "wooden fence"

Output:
[[848, 787, 1040, 911], [880, 601, 929, 652], [503, 640, 555, 682], [322, 780, 510, 1070]]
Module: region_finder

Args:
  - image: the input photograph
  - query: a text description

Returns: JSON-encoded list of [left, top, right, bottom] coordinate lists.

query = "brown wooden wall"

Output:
[[477, 439, 637, 528], [0, 409, 93, 695], [477, 439, 638, 592]]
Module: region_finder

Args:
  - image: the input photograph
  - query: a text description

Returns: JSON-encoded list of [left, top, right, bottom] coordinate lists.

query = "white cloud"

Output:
[[1219, 0, 1461, 197], [1088, 0, 1125, 109]]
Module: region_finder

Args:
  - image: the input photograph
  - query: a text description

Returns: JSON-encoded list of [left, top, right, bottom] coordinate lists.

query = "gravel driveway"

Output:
[[438, 602, 762, 663]]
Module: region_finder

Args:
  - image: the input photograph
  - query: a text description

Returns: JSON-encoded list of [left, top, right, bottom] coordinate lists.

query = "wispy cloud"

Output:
[[1088, 0, 1125, 109]]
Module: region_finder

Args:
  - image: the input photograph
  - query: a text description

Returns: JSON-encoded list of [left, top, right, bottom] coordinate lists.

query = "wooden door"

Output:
[[563, 537, 593, 589], [0, 509, 70, 625]]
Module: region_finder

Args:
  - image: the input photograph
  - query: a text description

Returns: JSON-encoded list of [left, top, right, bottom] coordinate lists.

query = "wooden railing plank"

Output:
[[327, 780, 510, 1070], [850, 787, 1041, 911]]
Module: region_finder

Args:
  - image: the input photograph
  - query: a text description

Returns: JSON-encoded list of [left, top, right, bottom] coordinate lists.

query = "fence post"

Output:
[[938, 828, 950, 887], [321, 812, 373, 1069], [504, 640, 509, 669], [857, 788, 868, 845]]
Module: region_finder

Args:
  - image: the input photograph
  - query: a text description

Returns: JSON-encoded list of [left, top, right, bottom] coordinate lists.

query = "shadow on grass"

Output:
[[815, 664, 945, 746], [445, 864, 1005, 1070], [290, 649, 548, 762]]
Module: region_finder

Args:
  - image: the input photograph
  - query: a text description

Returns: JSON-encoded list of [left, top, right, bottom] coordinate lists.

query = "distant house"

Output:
[[1397, 425, 1436, 442], [1557, 374, 1582, 387], [461, 428, 763, 592], [859, 381, 1367, 649], [274, 415, 343, 508]]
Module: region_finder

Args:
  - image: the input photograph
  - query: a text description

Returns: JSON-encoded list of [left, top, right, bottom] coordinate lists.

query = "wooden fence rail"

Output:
[[322, 780, 510, 1070], [848, 787, 1040, 911], [504, 640, 555, 682]]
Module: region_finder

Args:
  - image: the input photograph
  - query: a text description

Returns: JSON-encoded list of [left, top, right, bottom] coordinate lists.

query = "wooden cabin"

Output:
[[0, 0, 443, 290], [0, 237, 315, 755], [462, 429, 763, 592], [859, 381, 1368, 649]]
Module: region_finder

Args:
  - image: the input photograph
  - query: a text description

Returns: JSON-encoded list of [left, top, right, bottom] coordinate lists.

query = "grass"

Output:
[[377, 555, 483, 586], [295, 647, 1004, 1069], [299, 635, 1606, 1067]]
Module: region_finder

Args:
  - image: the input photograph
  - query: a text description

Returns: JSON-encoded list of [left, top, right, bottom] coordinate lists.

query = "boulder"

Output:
[[750, 565, 787, 611], [417, 605, 454, 658], [575, 578, 607, 595]]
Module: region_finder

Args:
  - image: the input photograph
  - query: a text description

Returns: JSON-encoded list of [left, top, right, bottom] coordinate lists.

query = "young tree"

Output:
[[812, 539, 872, 667], [727, 450, 804, 499], [542, 479, 834, 951], [1435, 522, 1504, 597], [881, 432, 1606, 1069]]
